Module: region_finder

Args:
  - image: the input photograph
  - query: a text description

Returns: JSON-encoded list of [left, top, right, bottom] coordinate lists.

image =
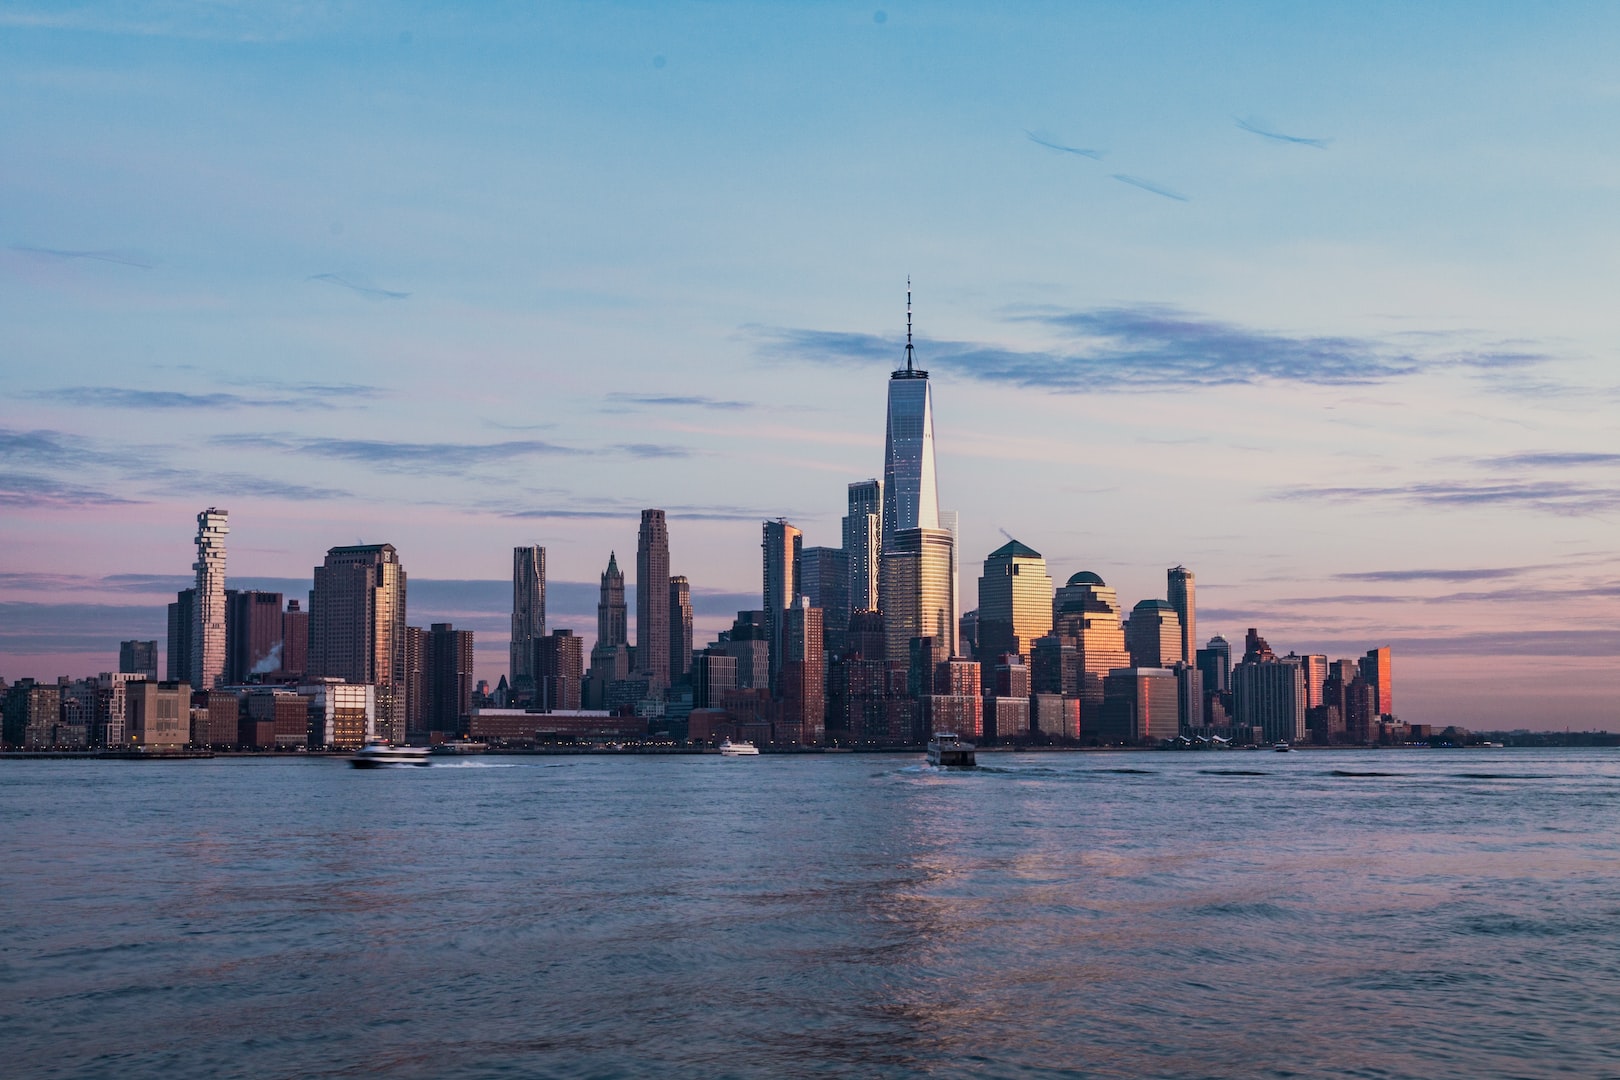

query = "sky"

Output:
[[3, 2, 1618, 729]]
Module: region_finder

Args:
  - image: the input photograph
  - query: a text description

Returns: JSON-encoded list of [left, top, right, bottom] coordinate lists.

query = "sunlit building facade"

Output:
[[1051, 571, 1132, 706], [308, 543, 408, 741], [881, 526, 956, 663], [977, 540, 1054, 673], [191, 508, 229, 691], [761, 519, 802, 695]]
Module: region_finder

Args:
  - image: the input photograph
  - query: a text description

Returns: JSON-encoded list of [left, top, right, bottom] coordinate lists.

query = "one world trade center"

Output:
[[880, 284, 956, 661]]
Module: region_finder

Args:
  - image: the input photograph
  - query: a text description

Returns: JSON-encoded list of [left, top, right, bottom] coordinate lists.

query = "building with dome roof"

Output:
[[1043, 570, 1131, 708]]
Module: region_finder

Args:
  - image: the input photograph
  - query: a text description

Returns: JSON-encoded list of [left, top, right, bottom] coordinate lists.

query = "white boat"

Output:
[[350, 739, 431, 768], [719, 738, 760, 756], [927, 732, 976, 767], [1274, 742, 1292, 753]]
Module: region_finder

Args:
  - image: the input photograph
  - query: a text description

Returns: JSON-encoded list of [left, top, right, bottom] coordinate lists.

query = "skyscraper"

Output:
[[1051, 571, 1132, 706], [1197, 635, 1232, 694], [425, 622, 475, 734], [166, 588, 194, 683], [281, 599, 309, 678], [535, 629, 584, 712], [976, 539, 1054, 669], [881, 527, 956, 663], [797, 546, 849, 654], [1167, 565, 1196, 669], [598, 551, 627, 648], [635, 510, 671, 690], [191, 508, 228, 691], [842, 479, 881, 613], [779, 597, 826, 745], [878, 287, 955, 662], [761, 519, 802, 694], [308, 543, 408, 741], [510, 545, 546, 689], [586, 551, 629, 708], [668, 575, 693, 682], [881, 284, 939, 554], [1233, 656, 1306, 743], [1125, 599, 1183, 668], [226, 590, 284, 683], [119, 640, 158, 681], [1359, 646, 1393, 717]]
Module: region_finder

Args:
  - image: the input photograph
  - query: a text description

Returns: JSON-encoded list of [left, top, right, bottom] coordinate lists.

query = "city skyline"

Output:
[[3, 4, 1618, 729]]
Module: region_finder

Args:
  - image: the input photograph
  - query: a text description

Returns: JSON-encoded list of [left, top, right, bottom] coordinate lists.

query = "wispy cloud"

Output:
[[210, 434, 583, 472], [1333, 566, 1546, 584], [1277, 479, 1620, 516], [1481, 452, 1620, 469], [1111, 174, 1189, 201], [758, 305, 1547, 393], [0, 427, 103, 469], [504, 501, 793, 522], [11, 244, 153, 268], [0, 473, 145, 508], [1024, 130, 1104, 160], [1235, 116, 1331, 149], [613, 443, 694, 459], [308, 273, 409, 301], [606, 393, 754, 411], [25, 386, 367, 411]]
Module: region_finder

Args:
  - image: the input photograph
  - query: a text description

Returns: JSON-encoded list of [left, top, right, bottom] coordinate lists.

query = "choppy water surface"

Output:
[[4, 748, 1619, 1079]]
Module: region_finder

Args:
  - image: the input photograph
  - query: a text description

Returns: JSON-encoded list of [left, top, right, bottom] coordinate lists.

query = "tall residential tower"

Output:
[[191, 508, 228, 691], [842, 479, 881, 613], [635, 510, 671, 690], [510, 545, 546, 688], [762, 518, 802, 694], [1167, 566, 1196, 671], [309, 543, 408, 741]]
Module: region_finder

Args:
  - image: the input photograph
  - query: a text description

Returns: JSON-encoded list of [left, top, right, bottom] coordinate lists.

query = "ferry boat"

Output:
[[719, 738, 760, 756], [432, 740, 488, 755], [927, 732, 976, 767], [350, 739, 431, 768], [1274, 742, 1292, 753]]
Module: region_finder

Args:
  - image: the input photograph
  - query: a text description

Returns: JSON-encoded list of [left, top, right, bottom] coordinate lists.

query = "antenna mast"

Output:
[[905, 277, 914, 372]]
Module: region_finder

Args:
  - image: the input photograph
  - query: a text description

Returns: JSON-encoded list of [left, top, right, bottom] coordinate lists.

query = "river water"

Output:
[[4, 748, 1618, 1079]]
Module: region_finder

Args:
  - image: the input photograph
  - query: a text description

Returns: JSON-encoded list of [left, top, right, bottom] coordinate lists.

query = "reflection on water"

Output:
[[4, 749, 1619, 1078]]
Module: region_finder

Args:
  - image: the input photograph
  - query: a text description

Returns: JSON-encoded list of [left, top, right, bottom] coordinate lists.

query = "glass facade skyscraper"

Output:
[[842, 479, 881, 613], [881, 526, 956, 663], [880, 288, 939, 555], [977, 539, 1054, 667], [878, 287, 955, 662], [1167, 565, 1195, 669]]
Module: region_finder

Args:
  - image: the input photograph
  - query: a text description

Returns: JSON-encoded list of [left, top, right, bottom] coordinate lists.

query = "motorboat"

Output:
[[1274, 742, 1292, 753], [350, 739, 431, 768], [719, 738, 760, 756], [927, 732, 976, 767]]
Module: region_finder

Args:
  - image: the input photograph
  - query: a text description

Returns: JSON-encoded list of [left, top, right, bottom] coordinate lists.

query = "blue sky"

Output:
[[3, 2, 1618, 727]]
